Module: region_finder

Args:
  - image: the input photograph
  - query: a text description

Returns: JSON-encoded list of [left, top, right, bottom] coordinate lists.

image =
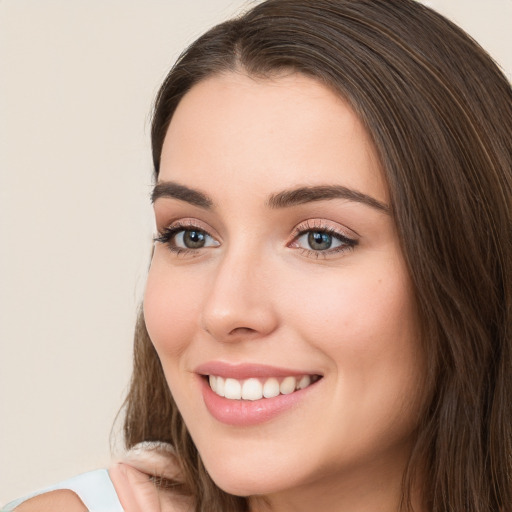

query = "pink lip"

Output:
[[194, 361, 320, 380], [195, 362, 322, 427]]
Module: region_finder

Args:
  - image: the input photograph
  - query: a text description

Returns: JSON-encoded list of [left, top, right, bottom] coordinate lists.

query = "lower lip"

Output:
[[200, 376, 319, 426]]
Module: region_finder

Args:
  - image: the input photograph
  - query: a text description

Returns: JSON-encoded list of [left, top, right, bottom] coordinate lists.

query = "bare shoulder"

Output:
[[14, 490, 88, 512]]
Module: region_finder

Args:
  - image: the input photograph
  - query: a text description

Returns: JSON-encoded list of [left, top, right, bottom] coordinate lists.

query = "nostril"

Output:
[[228, 327, 257, 336]]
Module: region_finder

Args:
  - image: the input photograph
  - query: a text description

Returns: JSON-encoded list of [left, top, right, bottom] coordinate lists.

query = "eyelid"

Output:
[[154, 218, 221, 256], [154, 217, 358, 259], [288, 219, 359, 258], [156, 217, 220, 240], [290, 219, 359, 242]]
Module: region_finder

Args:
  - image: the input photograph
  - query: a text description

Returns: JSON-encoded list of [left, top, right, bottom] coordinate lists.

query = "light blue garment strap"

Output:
[[1, 469, 124, 512]]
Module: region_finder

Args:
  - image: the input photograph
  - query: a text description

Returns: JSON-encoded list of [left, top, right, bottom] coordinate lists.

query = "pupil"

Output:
[[308, 231, 332, 250], [184, 230, 205, 248]]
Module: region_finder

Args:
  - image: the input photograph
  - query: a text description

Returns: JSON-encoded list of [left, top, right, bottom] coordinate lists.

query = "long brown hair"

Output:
[[123, 1, 512, 510]]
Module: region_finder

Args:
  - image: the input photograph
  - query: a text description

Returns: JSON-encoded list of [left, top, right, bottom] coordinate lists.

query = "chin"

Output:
[[198, 445, 306, 497], [208, 468, 294, 498], [211, 474, 270, 497]]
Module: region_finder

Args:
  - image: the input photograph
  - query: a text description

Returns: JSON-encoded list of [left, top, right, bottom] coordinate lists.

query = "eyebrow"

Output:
[[268, 185, 390, 213], [151, 181, 213, 209], [151, 181, 389, 214]]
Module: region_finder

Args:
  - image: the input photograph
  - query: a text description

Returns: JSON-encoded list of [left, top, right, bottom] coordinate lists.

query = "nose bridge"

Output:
[[200, 240, 277, 342]]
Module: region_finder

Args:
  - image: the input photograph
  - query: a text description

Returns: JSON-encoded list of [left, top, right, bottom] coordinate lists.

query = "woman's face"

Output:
[[145, 72, 424, 505]]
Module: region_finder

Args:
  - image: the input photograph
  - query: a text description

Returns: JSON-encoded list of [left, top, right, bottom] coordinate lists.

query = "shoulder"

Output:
[[12, 490, 87, 512], [4, 469, 122, 512]]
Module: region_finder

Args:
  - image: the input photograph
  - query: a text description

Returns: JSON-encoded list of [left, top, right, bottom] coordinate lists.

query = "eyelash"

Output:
[[290, 220, 358, 259], [154, 220, 358, 258], [153, 220, 216, 257]]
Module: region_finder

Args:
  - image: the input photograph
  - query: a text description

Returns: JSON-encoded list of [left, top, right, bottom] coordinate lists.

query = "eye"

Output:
[[154, 223, 220, 254], [174, 229, 215, 249], [299, 231, 341, 251], [290, 221, 358, 258]]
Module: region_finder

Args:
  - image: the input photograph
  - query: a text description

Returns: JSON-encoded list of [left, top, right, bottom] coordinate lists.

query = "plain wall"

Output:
[[1, 0, 511, 504]]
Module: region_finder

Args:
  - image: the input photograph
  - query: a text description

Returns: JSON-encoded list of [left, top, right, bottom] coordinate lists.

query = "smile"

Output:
[[208, 374, 321, 401], [196, 362, 324, 425]]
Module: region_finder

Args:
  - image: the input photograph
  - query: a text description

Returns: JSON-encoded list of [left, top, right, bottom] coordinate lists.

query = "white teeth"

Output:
[[224, 378, 242, 399], [216, 376, 225, 397], [280, 376, 296, 394], [297, 375, 311, 390], [263, 377, 280, 398], [208, 374, 318, 400], [242, 378, 263, 401]]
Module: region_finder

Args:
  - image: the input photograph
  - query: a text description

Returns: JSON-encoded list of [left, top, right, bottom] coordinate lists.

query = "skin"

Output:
[[15, 464, 188, 512], [15, 491, 87, 512], [144, 72, 425, 512]]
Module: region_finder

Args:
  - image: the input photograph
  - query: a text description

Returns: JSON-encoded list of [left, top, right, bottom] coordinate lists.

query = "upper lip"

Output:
[[194, 361, 322, 380]]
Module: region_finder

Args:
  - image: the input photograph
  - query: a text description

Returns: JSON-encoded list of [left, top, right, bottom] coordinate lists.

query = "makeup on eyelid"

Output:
[[154, 217, 359, 258]]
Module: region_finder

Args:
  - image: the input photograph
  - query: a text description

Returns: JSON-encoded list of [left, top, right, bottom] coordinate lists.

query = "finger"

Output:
[[109, 462, 161, 512]]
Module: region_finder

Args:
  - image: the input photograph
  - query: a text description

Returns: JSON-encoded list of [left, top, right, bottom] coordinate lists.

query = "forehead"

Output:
[[159, 72, 387, 205]]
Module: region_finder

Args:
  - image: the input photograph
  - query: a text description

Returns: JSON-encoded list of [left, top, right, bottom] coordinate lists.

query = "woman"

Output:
[[4, 0, 512, 511]]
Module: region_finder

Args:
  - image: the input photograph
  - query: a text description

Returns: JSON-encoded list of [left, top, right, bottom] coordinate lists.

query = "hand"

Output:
[[109, 462, 162, 512], [109, 442, 193, 512]]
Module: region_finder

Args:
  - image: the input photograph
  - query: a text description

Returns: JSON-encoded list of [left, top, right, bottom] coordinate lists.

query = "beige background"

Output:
[[0, 0, 510, 504]]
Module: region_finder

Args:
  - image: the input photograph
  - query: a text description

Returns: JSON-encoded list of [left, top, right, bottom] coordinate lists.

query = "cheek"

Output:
[[143, 257, 201, 361], [288, 261, 417, 354], [286, 258, 422, 419]]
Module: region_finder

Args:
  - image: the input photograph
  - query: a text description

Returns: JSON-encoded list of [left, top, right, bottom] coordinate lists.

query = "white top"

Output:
[[1, 469, 124, 512]]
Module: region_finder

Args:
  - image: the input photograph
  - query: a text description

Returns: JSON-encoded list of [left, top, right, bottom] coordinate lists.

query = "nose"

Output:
[[200, 248, 279, 343]]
